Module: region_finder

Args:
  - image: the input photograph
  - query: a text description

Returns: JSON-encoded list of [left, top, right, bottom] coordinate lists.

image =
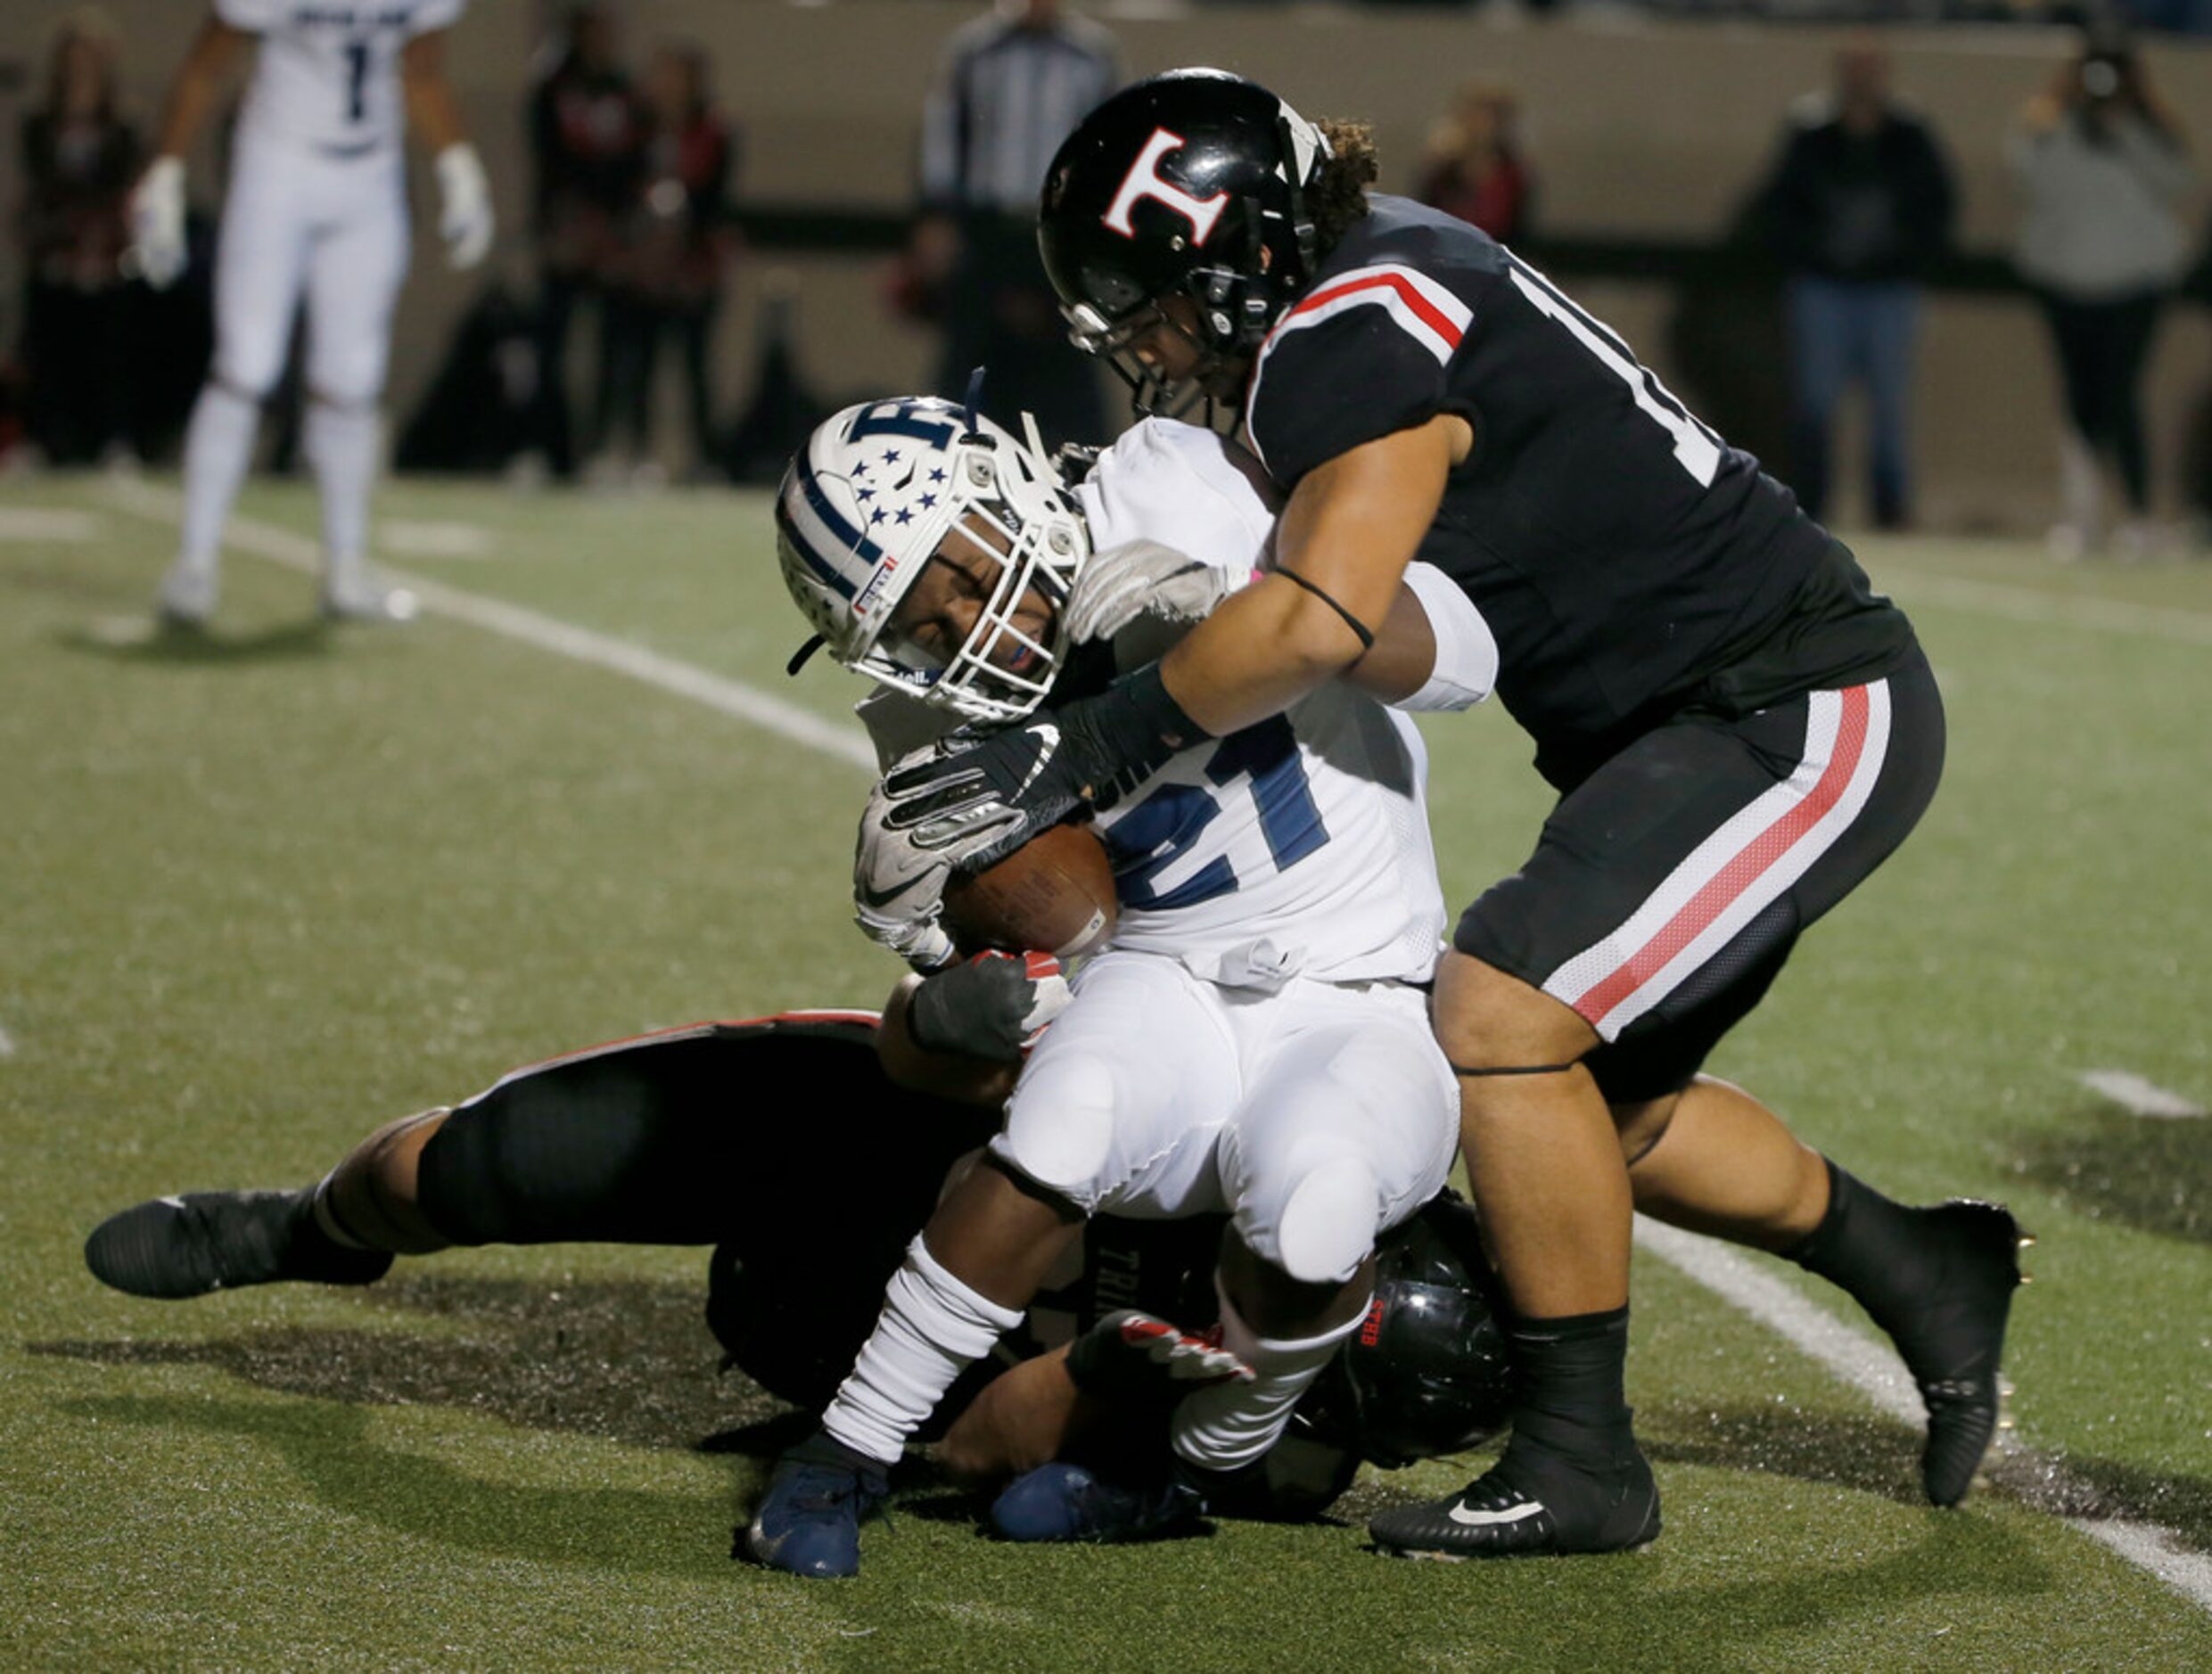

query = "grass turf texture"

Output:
[[2, 476, 2208, 1669]]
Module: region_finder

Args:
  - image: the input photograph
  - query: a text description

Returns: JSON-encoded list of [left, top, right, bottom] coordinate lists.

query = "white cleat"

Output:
[[155, 566, 218, 629], [320, 576, 419, 624]]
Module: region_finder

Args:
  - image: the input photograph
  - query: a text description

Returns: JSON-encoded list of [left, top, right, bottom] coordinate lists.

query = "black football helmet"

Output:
[[1038, 68, 1329, 414], [1291, 1192, 1519, 1470]]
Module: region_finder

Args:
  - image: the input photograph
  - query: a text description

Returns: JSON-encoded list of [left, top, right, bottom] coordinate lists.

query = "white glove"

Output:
[[1064, 539, 1248, 644], [434, 144, 494, 270], [856, 759, 958, 972], [127, 157, 187, 291], [907, 950, 1073, 1059]]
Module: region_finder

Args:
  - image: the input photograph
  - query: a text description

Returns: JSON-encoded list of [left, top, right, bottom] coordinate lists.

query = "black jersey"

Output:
[[1242, 195, 1913, 788]]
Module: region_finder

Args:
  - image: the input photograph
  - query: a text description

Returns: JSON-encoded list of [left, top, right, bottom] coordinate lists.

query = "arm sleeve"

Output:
[[1389, 562, 1497, 713], [1244, 268, 1471, 487]]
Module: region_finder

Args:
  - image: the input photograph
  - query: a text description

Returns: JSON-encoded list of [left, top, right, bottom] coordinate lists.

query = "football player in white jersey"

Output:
[[128, 2, 494, 626], [744, 398, 1501, 1577]]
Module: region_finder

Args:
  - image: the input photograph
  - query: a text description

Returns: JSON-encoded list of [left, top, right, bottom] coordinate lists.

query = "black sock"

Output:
[[1505, 1305, 1633, 1469], [1784, 1159, 1923, 1329]]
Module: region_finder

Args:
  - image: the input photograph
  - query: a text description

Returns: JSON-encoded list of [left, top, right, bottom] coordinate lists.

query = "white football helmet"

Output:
[[777, 398, 1090, 723]]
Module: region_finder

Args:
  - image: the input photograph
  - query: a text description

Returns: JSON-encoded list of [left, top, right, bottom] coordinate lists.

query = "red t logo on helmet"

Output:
[[1101, 127, 1229, 246]]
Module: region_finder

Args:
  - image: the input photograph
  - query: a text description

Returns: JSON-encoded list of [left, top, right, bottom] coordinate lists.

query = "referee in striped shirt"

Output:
[[912, 1, 1121, 447]]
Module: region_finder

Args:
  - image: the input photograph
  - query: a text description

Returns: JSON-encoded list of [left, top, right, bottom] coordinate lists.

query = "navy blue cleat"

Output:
[[739, 1431, 890, 1579], [990, 1459, 1204, 1545]]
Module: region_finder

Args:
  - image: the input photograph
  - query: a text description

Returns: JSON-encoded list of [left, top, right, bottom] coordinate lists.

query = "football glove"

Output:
[[855, 752, 959, 972], [434, 144, 495, 270], [1065, 1311, 1255, 1402], [907, 950, 1072, 1061], [1064, 540, 1251, 644], [126, 157, 187, 290], [879, 667, 1209, 867]]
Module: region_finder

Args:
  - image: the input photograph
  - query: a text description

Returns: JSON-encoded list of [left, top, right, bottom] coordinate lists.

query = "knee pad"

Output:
[[1249, 1157, 1380, 1287], [991, 1053, 1119, 1208]]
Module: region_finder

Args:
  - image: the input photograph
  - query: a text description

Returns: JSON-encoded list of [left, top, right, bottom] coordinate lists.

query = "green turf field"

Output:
[[4, 474, 2208, 1669]]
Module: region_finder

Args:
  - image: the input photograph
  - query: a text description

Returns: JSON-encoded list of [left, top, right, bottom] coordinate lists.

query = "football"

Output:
[[944, 822, 1118, 958]]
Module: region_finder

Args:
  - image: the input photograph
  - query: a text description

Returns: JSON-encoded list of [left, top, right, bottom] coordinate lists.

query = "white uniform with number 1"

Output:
[[208, 0, 463, 405]]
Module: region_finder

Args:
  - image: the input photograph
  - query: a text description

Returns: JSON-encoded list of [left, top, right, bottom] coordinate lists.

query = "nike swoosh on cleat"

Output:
[[1447, 1500, 1544, 1528]]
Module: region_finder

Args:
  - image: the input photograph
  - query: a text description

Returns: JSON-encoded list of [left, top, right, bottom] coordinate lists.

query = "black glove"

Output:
[[906, 950, 1073, 1061], [880, 665, 1209, 873]]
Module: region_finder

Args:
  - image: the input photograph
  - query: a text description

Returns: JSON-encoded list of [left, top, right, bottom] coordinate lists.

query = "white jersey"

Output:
[[218, 0, 464, 154], [863, 418, 1463, 991]]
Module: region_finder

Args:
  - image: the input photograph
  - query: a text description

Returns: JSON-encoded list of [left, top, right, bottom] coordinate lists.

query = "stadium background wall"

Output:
[[0, 2, 2205, 529]]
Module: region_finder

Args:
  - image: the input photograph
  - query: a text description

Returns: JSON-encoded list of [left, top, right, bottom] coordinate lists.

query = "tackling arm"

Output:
[[1159, 413, 1471, 735]]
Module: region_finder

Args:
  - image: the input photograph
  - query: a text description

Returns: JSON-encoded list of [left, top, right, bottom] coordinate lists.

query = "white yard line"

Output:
[[2078, 1070, 2208, 1120], [104, 478, 2212, 1612], [102, 480, 875, 772], [0, 506, 102, 542], [1878, 567, 2212, 651], [0, 1021, 15, 1058]]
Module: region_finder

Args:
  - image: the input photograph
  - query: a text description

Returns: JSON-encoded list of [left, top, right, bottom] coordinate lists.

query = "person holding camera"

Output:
[[2011, 30, 2198, 560]]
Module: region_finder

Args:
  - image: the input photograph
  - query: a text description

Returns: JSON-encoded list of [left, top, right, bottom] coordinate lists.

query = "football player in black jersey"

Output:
[[81, 955, 1514, 1547], [873, 69, 2026, 1559]]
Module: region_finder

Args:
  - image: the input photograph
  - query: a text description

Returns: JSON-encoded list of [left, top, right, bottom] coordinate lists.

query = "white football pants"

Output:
[[987, 950, 1458, 1284], [210, 133, 409, 405]]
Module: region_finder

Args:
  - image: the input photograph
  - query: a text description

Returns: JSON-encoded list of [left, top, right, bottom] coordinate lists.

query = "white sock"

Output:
[[1171, 1282, 1368, 1473], [306, 397, 382, 584], [822, 1235, 1024, 1465], [175, 382, 260, 580]]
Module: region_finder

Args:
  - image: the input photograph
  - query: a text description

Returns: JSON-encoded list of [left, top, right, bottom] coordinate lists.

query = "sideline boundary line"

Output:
[[102, 479, 2212, 1613]]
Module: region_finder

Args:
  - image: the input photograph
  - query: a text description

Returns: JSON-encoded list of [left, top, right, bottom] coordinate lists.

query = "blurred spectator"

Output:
[[17, 7, 142, 467], [1414, 79, 1534, 246], [1759, 37, 1954, 529], [910, 0, 1120, 446], [2011, 31, 2197, 558], [525, 4, 644, 480], [595, 43, 736, 485]]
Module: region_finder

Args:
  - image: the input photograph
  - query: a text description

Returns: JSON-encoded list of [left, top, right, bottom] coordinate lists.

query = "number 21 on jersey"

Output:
[[1102, 717, 1328, 911]]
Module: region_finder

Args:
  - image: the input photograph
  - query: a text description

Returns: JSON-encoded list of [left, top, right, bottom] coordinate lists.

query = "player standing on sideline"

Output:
[[127, 2, 494, 627], [871, 70, 2027, 1559]]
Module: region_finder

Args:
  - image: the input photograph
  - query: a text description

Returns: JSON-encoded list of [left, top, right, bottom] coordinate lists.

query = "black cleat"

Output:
[[1369, 1415, 1660, 1559], [85, 1190, 392, 1300], [1883, 1200, 2028, 1507]]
